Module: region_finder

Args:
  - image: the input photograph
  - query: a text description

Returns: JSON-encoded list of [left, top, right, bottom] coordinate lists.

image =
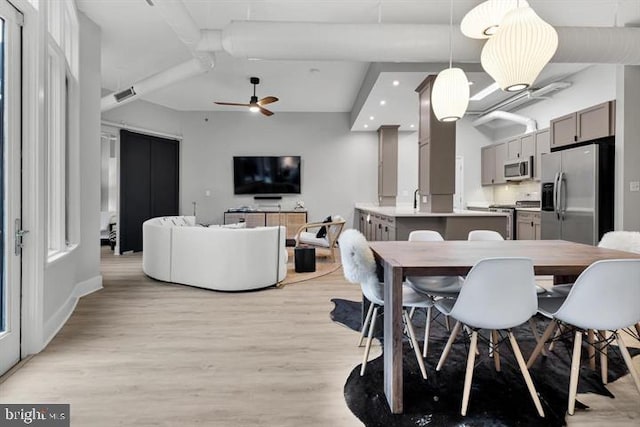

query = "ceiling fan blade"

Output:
[[258, 106, 274, 116], [258, 96, 278, 106], [214, 102, 251, 107]]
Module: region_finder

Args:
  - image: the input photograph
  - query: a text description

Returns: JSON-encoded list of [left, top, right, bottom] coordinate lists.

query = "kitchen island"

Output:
[[355, 203, 509, 241]]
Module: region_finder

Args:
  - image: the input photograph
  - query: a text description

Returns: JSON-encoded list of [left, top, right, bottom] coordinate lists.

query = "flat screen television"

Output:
[[233, 156, 301, 195]]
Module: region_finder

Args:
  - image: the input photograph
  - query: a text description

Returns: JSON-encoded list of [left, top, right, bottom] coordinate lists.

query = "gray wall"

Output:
[[103, 105, 378, 227]]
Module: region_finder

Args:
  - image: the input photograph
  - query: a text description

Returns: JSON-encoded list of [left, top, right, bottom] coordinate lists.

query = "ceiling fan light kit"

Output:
[[214, 77, 279, 116], [432, 0, 470, 122], [480, 5, 558, 92], [461, 0, 529, 39]]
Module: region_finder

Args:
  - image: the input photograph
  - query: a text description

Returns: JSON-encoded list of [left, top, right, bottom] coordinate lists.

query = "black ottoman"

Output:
[[294, 246, 316, 273]]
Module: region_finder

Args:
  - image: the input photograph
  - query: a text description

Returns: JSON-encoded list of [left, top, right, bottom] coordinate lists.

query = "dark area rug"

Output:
[[330, 298, 640, 427]]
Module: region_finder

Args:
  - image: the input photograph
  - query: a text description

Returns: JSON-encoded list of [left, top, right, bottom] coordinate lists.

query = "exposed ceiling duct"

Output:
[[101, 0, 214, 112], [196, 23, 640, 65], [470, 81, 572, 115], [473, 111, 537, 133]]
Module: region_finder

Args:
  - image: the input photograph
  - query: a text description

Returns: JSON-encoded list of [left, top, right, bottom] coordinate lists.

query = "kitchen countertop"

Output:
[[516, 208, 541, 212], [355, 203, 508, 217]]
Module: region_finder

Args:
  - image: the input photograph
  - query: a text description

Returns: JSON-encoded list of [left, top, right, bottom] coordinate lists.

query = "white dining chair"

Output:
[[405, 230, 462, 357], [434, 257, 545, 417], [339, 229, 431, 379], [550, 231, 640, 340], [467, 229, 504, 241], [467, 229, 547, 355], [527, 259, 640, 415]]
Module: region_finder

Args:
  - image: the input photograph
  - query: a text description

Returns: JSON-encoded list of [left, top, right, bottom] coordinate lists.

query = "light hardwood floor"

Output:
[[0, 248, 638, 426]]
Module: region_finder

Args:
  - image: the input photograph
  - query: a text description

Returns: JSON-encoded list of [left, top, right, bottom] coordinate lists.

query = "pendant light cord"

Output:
[[448, 0, 453, 69]]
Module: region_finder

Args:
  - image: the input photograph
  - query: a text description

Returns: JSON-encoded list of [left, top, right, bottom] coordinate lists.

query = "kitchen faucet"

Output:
[[413, 189, 420, 210]]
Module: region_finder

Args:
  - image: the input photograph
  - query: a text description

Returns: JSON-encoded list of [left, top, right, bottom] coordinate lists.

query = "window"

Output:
[[46, 0, 78, 257]]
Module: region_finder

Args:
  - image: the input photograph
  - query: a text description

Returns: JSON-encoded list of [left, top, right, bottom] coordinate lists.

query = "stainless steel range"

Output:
[[467, 200, 540, 240]]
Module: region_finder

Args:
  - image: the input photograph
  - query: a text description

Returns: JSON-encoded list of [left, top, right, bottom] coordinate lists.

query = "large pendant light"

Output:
[[480, 4, 558, 92], [461, 0, 528, 39], [432, 0, 469, 122]]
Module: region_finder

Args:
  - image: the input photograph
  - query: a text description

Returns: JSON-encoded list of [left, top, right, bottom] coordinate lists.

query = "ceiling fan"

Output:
[[214, 77, 279, 116]]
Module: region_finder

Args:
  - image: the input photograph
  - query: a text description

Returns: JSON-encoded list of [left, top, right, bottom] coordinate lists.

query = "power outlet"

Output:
[[630, 181, 640, 192], [422, 195, 428, 203]]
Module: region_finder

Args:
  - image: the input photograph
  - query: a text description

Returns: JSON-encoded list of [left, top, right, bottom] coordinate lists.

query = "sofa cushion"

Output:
[[299, 231, 330, 248]]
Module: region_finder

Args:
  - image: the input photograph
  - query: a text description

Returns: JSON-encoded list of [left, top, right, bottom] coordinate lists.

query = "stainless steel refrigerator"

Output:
[[540, 142, 614, 245]]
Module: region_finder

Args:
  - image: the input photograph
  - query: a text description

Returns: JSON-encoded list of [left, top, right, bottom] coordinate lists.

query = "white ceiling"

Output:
[[78, 0, 640, 127]]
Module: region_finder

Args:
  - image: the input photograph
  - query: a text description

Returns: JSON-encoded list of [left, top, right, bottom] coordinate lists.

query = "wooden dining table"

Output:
[[368, 239, 640, 414]]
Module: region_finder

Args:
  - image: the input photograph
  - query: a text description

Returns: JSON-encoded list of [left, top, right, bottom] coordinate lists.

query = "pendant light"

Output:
[[461, 0, 528, 39], [480, 3, 558, 92], [432, 0, 470, 122]]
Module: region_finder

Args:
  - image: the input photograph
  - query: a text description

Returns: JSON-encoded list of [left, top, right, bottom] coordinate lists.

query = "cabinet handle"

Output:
[[378, 224, 382, 229], [385, 226, 388, 232], [574, 135, 577, 142], [531, 221, 534, 227]]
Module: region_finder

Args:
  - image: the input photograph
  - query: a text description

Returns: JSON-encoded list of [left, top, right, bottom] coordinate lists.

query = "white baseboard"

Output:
[[42, 275, 103, 349]]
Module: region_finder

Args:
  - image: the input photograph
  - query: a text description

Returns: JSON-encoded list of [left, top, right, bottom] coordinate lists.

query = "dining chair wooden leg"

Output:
[[635, 322, 640, 340], [587, 329, 596, 370], [437, 321, 462, 371], [489, 331, 493, 357], [358, 302, 375, 347], [527, 320, 558, 368], [598, 330, 608, 384], [445, 315, 451, 332], [529, 318, 548, 357], [361, 306, 379, 376], [568, 330, 583, 415], [409, 306, 416, 319], [404, 311, 428, 380], [508, 331, 545, 418], [423, 306, 432, 358], [548, 323, 564, 352], [492, 330, 501, 372], [461, 330, 478, 416], [615, 331, 640, 395]]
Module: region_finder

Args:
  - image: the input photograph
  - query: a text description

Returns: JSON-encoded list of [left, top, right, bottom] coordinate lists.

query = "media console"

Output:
[[223, 210, 308, 240]]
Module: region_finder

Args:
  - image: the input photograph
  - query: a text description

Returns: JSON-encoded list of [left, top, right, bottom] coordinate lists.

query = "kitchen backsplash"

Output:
[[493, 181, 541, 204]]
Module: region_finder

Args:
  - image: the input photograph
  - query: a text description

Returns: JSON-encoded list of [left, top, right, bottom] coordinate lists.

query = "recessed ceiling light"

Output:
[[380, 100, 386, 106], [392, 80, 400, 86], [364, 124, 369, 128], [468, 81, 475, 86], [470, 82, 500, 101], [369, 116, 375, 120], [410, 124, 415, 128]]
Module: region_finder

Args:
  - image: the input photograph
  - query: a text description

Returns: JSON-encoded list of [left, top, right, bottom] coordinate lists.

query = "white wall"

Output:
[[103, 105, 379, 227], [456, 118, 495, 206], [42, 12, 102, 342]]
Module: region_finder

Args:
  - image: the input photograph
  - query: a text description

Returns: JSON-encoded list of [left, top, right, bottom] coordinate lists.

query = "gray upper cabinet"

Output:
[[507, 138, 522, 159], [577, 101, 614, 142], [550, 112, 576, 148], [533, 129, 550, 180], [481, 145, 496, 186], [551, 100, 615, 149], [493, 142, 507, 184], [481, 128, 549, 185]]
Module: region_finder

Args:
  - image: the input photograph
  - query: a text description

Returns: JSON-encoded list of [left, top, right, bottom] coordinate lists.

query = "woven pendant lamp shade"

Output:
[[480, 6, 558, 92], [461, 0, 528, 39], [432, 68, 470, 122]]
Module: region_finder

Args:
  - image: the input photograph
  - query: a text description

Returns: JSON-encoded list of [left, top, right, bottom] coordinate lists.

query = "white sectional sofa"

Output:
[[142, 216, 287, 291]]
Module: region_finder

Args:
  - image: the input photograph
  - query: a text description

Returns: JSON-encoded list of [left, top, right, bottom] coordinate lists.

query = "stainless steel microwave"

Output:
[[504, 157, 533, 181]]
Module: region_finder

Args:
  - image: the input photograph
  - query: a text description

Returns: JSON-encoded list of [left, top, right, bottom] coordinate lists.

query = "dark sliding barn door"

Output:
[[120, 130, 179, 252]]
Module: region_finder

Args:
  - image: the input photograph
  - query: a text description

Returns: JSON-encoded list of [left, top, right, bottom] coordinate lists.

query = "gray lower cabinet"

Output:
[[516, 211, 541, 240]]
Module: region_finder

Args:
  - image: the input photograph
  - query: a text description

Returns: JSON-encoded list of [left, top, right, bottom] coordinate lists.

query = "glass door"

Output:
[[0, 0, 22, 376]]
